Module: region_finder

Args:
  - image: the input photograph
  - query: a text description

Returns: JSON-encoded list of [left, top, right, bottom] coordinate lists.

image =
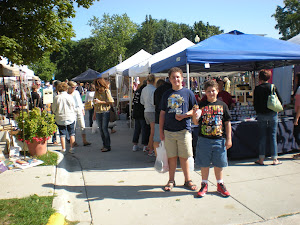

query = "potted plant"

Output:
[[15, 107, 57, 156]]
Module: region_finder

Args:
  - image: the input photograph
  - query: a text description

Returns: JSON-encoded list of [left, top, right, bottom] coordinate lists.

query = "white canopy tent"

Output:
[[288, 34, 300, 45], [128, 38, 194, 77], [98, 50, 152, 124], [108, 49, 152, 77]]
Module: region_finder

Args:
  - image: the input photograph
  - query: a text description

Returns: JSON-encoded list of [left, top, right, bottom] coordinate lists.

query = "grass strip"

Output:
[[0, 194, 55, 225], [21, 151, 58, 166]]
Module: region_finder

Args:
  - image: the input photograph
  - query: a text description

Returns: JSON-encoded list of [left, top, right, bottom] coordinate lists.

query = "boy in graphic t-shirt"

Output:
[[159, 67, 198, 192], [192, 80, 232, 198]]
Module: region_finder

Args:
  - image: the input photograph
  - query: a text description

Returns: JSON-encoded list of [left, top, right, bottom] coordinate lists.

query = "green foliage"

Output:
[[49, 14, 224, 81], [193, 21, 224, 42], [89, 13, 138, 71], [15, 108, 57, 144], [273, 0, 300, 40], [0, 195, 55, 225], [29, 53, 56, 82], [0, 0, 98, 65], [50, 38, 98, 81]]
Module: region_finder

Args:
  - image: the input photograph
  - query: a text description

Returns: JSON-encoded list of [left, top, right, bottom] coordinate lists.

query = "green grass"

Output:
[[37, 151, 58, 166], [0, 194, 55, 225], [20, 151, 58, 166]]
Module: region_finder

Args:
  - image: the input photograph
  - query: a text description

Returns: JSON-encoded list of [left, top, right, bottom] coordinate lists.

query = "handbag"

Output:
[[267, 84, 283, 112], [109, 107, 118, 122], [154, 141, 169, 173], [84, 101, 93, 111]]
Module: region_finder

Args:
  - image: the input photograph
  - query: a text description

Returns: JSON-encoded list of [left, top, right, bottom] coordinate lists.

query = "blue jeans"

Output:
[[132, 119, 148, 145], [88, 108, 94, 127], [257, 112, 278, 160], [96, 111, 111, 149]]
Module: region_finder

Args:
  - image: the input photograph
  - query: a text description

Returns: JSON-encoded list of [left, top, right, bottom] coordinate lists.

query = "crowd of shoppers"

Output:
[[28, 65, 300, 198]]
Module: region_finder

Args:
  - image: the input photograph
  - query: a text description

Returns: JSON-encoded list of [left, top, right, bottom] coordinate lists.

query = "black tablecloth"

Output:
[[192, 117, 298, 160]]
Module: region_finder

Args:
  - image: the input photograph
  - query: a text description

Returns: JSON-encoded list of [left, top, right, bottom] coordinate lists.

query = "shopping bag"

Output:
[[92, 120, 98, 134], [154, 141, 169, 173], [188, 156, 194, 172], [84, 101, 93, 111], [267, 84, 283, 112]]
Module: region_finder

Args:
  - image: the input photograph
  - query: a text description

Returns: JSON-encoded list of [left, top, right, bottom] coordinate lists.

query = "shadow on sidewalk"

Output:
[[43, 183, 200, 201]]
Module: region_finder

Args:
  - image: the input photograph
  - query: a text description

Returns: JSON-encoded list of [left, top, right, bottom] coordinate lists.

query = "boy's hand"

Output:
[[175, 114, 185, 121], [160, 131, 165, 141], [225, 139, 232, 150]]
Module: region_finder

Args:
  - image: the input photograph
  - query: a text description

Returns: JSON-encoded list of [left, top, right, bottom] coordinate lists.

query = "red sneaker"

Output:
[[197, 182, 208, 197], [217, 183, 230, 197]]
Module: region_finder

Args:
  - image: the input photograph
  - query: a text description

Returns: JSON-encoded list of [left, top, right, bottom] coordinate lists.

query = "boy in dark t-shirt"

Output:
[[192, 80, 232, 198], [159, 67, 198, 192]]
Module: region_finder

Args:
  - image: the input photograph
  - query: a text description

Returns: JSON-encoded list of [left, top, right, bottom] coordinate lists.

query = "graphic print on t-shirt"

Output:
[[167, 94, 184, 114], [200, 105, 224, 137]]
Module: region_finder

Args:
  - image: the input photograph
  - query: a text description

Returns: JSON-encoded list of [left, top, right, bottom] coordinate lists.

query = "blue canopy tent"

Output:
[[72, 68, 101, 82], [151, 31, 300, 88]]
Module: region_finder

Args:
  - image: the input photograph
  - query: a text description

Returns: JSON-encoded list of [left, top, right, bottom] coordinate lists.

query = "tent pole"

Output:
[[186, 63, 190, 89], [129, 76, 132, 128]]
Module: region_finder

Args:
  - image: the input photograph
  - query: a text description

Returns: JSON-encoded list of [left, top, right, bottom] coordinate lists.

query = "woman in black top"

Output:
[[29, 85, 43, 110], [253, 69, 283, 165]]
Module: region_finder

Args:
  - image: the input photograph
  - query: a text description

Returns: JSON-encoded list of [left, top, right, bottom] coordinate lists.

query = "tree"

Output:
[[88, 13, 138, 71], [193, 21, 223, 42], [50, 40, 79, 81], [0, 0, 98, 65], [29, 53, 56, 82], [273, 0, 300, 40]]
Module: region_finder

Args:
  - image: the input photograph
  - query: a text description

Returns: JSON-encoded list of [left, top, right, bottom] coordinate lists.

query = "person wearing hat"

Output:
[[68, 81, 91, 147]]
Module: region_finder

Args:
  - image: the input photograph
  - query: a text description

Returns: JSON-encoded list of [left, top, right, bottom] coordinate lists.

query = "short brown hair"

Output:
[[57, 82, 69, 92], [168, 67, 183, 77], [259, 69, 271, 81], [31, 85, 38, 91], [147, 74, 155, 83], [204, 80, 218, 91], [88, 83, 95, 92]]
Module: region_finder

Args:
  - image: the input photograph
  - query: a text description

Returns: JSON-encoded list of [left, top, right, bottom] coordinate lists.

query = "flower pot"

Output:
[[26, 139, 47, 156]]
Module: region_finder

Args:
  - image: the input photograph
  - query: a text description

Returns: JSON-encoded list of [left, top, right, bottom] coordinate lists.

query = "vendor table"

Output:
[[192, 117, 298, 160]]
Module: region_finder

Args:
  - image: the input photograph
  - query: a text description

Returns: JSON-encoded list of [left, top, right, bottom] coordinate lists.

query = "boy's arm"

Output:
[[175, 109, 194, 121], [159, 110, 166, 141], [224, 121, 232, 150], [294, 105, 300, 125]]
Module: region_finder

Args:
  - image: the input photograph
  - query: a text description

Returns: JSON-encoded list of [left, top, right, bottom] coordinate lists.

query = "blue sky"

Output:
[[70, 0, 284, 41]]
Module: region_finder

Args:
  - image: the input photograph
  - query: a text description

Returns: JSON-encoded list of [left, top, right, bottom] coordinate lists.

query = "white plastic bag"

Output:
[[154, 141, 169, 173], [188, 156, 194, 172], [92, 120, 98, 134]]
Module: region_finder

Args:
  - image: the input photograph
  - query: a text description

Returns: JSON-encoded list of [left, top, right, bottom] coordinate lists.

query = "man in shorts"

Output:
[[141, 74, 156, 156], [159, 67, 198, 191]]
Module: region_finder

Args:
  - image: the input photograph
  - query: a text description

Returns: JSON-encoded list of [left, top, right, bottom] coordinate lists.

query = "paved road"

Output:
[[53, 120, 300, 225]]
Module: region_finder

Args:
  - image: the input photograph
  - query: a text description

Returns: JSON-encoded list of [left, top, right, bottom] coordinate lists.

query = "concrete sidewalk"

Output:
[[1, 119, 300, 225], [54, 120, 300, 225]]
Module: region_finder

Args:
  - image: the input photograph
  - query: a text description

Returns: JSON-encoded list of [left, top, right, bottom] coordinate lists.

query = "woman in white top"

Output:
[[68, 81, 91, 146], [85, 84, 95, 127], [52, 82, 76, 153]]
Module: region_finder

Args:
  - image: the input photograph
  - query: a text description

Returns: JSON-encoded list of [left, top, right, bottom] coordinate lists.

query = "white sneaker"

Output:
[[143, 146, 149, 152], [132, 145, 139, 152], [61, 149, 66, 154]]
